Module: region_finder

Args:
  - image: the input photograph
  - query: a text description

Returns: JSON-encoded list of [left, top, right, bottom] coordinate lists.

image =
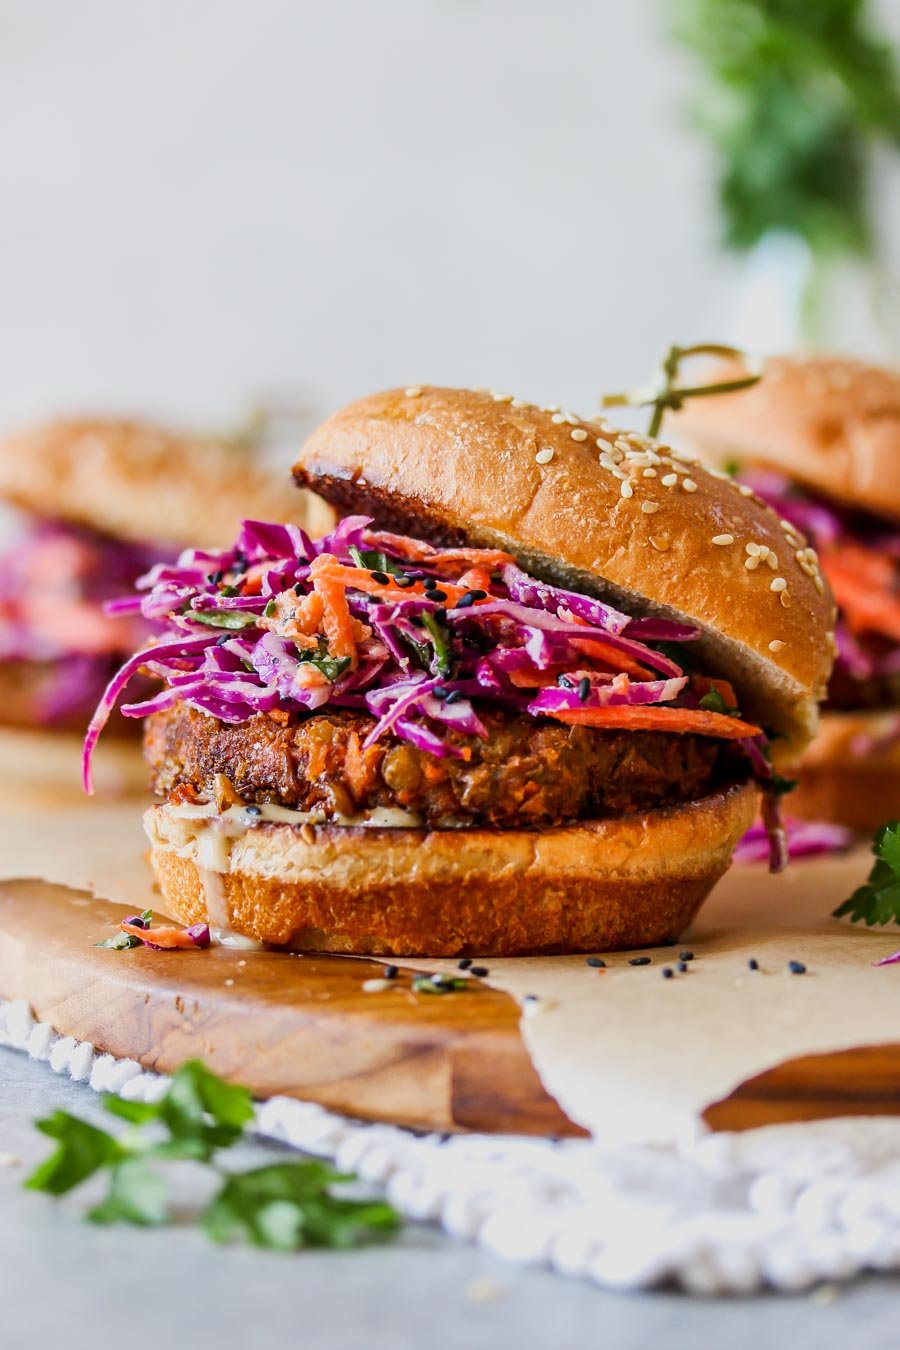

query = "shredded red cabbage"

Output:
[[82, 514, 781, 861], [733, 817, 853, 865]]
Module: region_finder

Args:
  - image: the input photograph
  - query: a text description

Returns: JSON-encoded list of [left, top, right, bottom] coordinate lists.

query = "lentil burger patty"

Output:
[[145, 703, 733, 830]]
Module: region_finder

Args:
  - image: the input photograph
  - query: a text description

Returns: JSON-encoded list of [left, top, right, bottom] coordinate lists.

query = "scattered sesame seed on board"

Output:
[[769, 639, 785, 653], [535, 447, 554, 465], [711, 534, 734, 546], [570, 428, 588, 442]]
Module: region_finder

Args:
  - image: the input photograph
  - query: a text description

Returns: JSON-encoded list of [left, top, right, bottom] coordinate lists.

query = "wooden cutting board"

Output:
[[1, 877, 900, 1136]]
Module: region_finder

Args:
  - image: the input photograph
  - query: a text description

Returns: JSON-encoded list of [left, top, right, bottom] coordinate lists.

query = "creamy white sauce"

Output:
[[159, 799, 423, 941]]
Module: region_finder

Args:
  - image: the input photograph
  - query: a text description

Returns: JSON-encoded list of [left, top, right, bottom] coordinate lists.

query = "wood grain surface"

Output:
[[1, 877, 898, 1137]]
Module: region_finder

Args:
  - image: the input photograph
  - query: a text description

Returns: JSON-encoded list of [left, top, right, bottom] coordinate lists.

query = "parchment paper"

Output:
[[1, 797, 898, 1146]]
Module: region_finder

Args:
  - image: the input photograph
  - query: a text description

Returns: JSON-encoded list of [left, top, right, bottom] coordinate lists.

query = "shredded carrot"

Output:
[[457, 565, 494, 592], [120, 923, 203, 949], [542, 705, 761, 738], [364, 532, 514, 571], [344, 731, 377, 800], [822, 544, 900, 643], [309, 561, 360, 670], [267, 709, 291, 725], [569, 638, 657, 680], [311, 558, 472, 607]]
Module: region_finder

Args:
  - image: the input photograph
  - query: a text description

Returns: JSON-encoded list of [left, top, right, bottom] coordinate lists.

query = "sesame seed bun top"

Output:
[[0, 417, 334, 549], [293, 386, 836, 762], [672, 355, 900, 524]]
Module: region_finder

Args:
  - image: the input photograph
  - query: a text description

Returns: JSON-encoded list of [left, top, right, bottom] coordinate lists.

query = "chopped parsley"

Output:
[[191, 609, 259, 631], [834, 822, 900, 927], [26, 1060, 399, 1249], [349, 545, 405, 577]]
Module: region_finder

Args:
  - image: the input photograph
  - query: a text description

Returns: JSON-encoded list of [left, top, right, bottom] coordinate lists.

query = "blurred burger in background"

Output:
[[674, 356, 900, 833], [0, 415, 333, 801]]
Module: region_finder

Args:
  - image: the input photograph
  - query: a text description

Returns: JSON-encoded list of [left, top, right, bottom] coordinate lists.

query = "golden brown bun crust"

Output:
[[673, 355, 900, 524], [293, 387, 834, 761], [789, 709, 900, 834], [146, 782, 758, 956], [0, 417, 334, 549]]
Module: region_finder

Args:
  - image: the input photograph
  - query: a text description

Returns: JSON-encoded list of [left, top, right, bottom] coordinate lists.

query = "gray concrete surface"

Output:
[[1, 1047, 899, 1349]]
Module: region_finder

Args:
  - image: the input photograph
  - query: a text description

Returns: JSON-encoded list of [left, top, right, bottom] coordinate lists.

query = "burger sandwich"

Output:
[[0, 415, 332, 795], [674, 355, 899, 833], [85, 387, 834, 954]]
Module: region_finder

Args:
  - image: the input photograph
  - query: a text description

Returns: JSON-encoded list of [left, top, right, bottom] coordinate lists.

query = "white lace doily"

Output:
[[4, 995, 900, 1295]]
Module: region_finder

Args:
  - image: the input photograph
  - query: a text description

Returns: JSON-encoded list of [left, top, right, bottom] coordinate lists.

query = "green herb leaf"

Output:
[[349, 546, 404, 577], [190, 609, 260, 631], [411, 974, 470, 995], [95, 931, 143, 950], [26, 1112, 125, 1195], [421, 612, 454, 678], [834, 821, 900, 926], [88, 1159, 168, 1227], [202, 1162, 399, 1250], [671, 0, 900, 261], [698, 688, 740, 716], [294, 637, 352, 684]]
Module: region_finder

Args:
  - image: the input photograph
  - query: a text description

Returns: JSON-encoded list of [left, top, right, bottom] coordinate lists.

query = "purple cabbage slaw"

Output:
[[733, 817, 854, 865], [82, 514, 783, 861], [0, 517, 171, 724], [740, 468, 900, 686]]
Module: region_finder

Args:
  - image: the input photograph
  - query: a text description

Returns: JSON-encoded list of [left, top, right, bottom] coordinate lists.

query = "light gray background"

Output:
[[0, 0, 898, 435]]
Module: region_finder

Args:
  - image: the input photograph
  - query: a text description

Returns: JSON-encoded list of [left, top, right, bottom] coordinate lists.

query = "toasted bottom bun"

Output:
[[0, 724, 146, 807], [145, 781, 758, 957], [789, 709, 900, 834]]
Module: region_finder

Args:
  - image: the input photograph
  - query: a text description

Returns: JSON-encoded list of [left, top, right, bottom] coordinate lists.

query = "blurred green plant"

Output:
[[671, 0, 900, 261]]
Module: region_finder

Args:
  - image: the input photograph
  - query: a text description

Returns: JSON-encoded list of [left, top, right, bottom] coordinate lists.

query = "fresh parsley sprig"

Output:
[[26, 1060, 399, 1249], [834, 822, 900, 927]]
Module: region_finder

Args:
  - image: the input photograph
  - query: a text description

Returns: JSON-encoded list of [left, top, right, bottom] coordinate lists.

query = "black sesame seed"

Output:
[[578, 676, 591, 703], [558, 675, 573, 689], [370, 571, 390, 586], [748, 957, 759, 971], [662, 967, 674, 979], [244, 805, 262, 817], [586, 956, 606, 968], [210, 569, 224, 585], [467, 589, 488, 601], [409, 615, 424, 628], [788, 960, 807, 975], [429, 589, 448, 603], [443, 690, 463, 705], [454, 592, 476, 609], [383, 965, 398, 979], [432, 686, 449, 700], [677, 961, 688, 973], [524, 994, 539, 1003], [423, 577, 438, 591], [629, 957, 652, 966], [679, 951, 694, 961], [216, 635, 231, 646], [470, 965, 489, 977], [294, 582, 305, 595], [458, 957, 473, 970], [662, 936, 678, 947]]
